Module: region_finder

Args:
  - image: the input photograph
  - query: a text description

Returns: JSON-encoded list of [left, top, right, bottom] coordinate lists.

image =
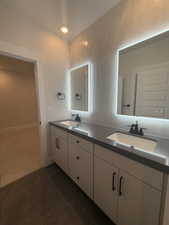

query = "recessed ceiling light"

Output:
[[82, 41, 89, 47], [60, 26, 69, 34]]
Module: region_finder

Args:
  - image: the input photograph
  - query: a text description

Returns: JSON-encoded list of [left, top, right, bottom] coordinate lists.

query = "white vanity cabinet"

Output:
[[68, 134, 94, 198], [94, 144, 163, 225], [50, 126, 69, 174], [50, 125, 165, 225]]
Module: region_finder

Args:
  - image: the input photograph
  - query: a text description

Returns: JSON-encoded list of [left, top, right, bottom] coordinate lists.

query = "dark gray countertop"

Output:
[[49, 120, 169, 173]]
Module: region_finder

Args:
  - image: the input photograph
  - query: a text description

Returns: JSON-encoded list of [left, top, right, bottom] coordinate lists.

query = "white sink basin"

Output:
[[107, 132, 167, 164], [61, 120, 79, 127], [107, 132, 157, 152]]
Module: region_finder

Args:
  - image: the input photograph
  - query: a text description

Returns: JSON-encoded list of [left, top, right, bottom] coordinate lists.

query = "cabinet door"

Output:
[[118, 170, 161, 225], [94, 156, 118, 223], [54, 138, 68, 174], [51, 126, 57, 156], [69, 144, 79, 182], [77, 147, 91, 196], [51, 128, 68, 174], [69, 144, 91, 197]]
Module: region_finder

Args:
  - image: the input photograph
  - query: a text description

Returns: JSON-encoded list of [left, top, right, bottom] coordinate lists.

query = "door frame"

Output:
[[0, 42, 47, 166]]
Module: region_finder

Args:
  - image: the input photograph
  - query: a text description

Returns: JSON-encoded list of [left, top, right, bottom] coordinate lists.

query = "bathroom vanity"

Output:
[[49, 120, 169, 225], [48, 8, 169, 225]]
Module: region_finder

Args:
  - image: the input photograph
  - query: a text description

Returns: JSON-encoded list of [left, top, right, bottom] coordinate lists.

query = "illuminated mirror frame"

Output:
[[115, 28, 169, 121], [69, 62, 93, 113]]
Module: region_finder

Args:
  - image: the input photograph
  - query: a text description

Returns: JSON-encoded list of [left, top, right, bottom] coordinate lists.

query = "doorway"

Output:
[[0, 54, 42, 187]]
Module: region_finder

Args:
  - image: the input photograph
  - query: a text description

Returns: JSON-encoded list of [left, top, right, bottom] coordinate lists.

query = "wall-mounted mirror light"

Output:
[[69, 62, 92, 112], [117, 30, 169, 120]]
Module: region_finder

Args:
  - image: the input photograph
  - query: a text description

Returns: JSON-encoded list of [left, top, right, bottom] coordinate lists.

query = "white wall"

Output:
[[67, 0, 121, 39], [69, 0, 169, 139], [0, 3, 70, 165], [119, 36, 169, 75]]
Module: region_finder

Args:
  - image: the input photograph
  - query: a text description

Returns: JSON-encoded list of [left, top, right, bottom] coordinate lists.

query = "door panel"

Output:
[[54, 139, 68, 174], [51, 127, 68, 174], [94, 156, 118, 223], [78, 148, 91, 196], [68, 143, 79, 181], [118, 170, 161, 225]]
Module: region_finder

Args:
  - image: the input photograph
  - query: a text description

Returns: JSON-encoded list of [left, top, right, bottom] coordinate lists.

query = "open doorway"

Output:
[[0, 54, 42, 187]]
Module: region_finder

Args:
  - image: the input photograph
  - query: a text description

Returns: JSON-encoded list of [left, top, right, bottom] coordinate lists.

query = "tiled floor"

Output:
[[0, 164, 115, 225]]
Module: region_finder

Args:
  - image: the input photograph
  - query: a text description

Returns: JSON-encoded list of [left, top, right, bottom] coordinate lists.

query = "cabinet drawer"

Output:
[[51, 126, 68, 141], [69, 134, 93, 153], [94, 144, 163, 191]]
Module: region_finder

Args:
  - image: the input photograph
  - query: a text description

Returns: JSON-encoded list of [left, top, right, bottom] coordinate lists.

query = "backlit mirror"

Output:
[[70, 63, 91, 112], [117, 31, 169, 119]]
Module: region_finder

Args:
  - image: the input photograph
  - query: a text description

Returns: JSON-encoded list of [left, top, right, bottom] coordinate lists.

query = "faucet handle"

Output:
[[72, 114, 81, 122], [72, 113, 77, 120], [139, 127, 147, 136], [129, 124, 136, 133]]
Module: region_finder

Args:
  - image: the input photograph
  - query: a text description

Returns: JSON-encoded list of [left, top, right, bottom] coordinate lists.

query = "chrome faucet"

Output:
[[129, 121, 146, 136], [72, 114, 81, 122]]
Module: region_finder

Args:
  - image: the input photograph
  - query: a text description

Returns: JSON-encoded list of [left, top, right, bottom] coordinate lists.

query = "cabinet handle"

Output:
[[112, 172, 116, 191], [119, 176, 123, 196], [76, 156, 80, 160], [76, 140, 80, 144], [122, 104, 130, 108], [55, 138, 60, 149]]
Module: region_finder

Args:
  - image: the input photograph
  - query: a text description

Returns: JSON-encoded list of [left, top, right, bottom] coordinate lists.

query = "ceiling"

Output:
[[1, 0, 121, 40]]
